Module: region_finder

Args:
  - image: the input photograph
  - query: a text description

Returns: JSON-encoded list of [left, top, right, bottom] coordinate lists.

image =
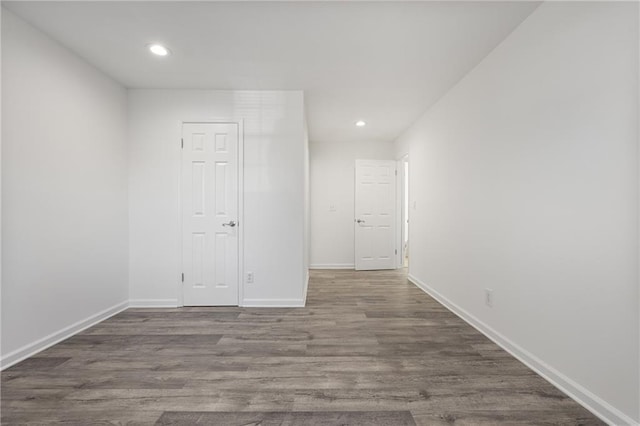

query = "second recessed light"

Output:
[[148, 44, 170, 56], [355, 120, 366, 127]]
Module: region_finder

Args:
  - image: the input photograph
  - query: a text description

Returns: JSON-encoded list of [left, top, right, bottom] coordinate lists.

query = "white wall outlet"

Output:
[[329, 204, 336, 212], [246, 272, 254, 284], [485, 288, 494, 307]]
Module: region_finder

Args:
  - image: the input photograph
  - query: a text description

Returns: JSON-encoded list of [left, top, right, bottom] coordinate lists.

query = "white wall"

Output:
[[395, 2, 639, 424], [310, 140, 395, 268], [1, 10, 129, 366], [128, 90, 307, 307]]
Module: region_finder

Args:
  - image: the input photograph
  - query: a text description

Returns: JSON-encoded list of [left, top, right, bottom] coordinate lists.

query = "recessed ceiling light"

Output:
[[355, 120, 366, 127], [148, 44, 170, 56]]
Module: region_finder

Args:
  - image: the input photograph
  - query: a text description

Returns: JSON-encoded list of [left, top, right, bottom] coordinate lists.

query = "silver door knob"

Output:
[[356, 219, 365, 224], [222, 221, 237, 227]]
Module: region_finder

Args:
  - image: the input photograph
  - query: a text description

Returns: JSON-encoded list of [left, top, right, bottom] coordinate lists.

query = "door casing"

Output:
[[396, 154, 409, 268]]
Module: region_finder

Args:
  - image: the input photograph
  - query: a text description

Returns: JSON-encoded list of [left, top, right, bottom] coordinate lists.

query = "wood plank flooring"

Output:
[[157, 411, 417, 425], [1, 269, 603, 425]]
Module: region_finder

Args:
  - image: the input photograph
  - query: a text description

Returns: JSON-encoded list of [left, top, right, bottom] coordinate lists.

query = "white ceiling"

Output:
[[5, 1, 539, 143]]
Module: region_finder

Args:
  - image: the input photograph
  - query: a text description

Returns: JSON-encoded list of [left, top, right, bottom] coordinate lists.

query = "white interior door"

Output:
[[354, 159, 397, 271], [182, 122, 239, 306]]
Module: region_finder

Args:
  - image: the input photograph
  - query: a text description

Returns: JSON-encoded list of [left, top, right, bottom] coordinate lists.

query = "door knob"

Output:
[[356, 219, 365, 224], [222, 221, 237, 227]]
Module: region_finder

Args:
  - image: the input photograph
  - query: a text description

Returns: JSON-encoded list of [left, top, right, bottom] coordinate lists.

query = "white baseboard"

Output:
[[407, 274, 638, 426], [0, 300, 129, 371], [242, 298, 306, 307], [309, 263, 354, 270], [129, 299, 179, 308]]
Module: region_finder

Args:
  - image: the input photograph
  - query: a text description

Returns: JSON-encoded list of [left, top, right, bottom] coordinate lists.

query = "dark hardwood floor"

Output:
[[2, 269, 603, 425]]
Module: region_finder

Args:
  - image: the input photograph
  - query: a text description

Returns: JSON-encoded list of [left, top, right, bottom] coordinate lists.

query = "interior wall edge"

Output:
[[407, 273, 638, 426]]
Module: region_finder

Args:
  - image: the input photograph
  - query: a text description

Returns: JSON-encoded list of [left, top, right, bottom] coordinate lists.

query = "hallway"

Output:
[[2, 269, 602, 425]]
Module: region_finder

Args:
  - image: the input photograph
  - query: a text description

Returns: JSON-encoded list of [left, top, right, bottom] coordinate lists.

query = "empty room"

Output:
[[1, 1, 639, 425]]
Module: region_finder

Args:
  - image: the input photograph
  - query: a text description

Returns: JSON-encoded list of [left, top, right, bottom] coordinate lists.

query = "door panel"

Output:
[[182, 123, 239, 306], [355, 159, 396, 271]]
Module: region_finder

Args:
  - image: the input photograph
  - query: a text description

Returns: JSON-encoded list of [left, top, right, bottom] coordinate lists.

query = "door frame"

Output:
[[395, 154, 409, 269], [177, 119, 245, 307]]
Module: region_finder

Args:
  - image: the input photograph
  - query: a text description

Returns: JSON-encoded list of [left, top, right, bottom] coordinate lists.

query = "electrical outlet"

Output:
[[485, 288, 494, 307], [246, 272, 254, 284]]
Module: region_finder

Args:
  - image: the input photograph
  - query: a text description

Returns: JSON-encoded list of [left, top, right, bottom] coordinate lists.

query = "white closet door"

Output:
[[182, 122, 239, 306], [354, 159, 397, 271]]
